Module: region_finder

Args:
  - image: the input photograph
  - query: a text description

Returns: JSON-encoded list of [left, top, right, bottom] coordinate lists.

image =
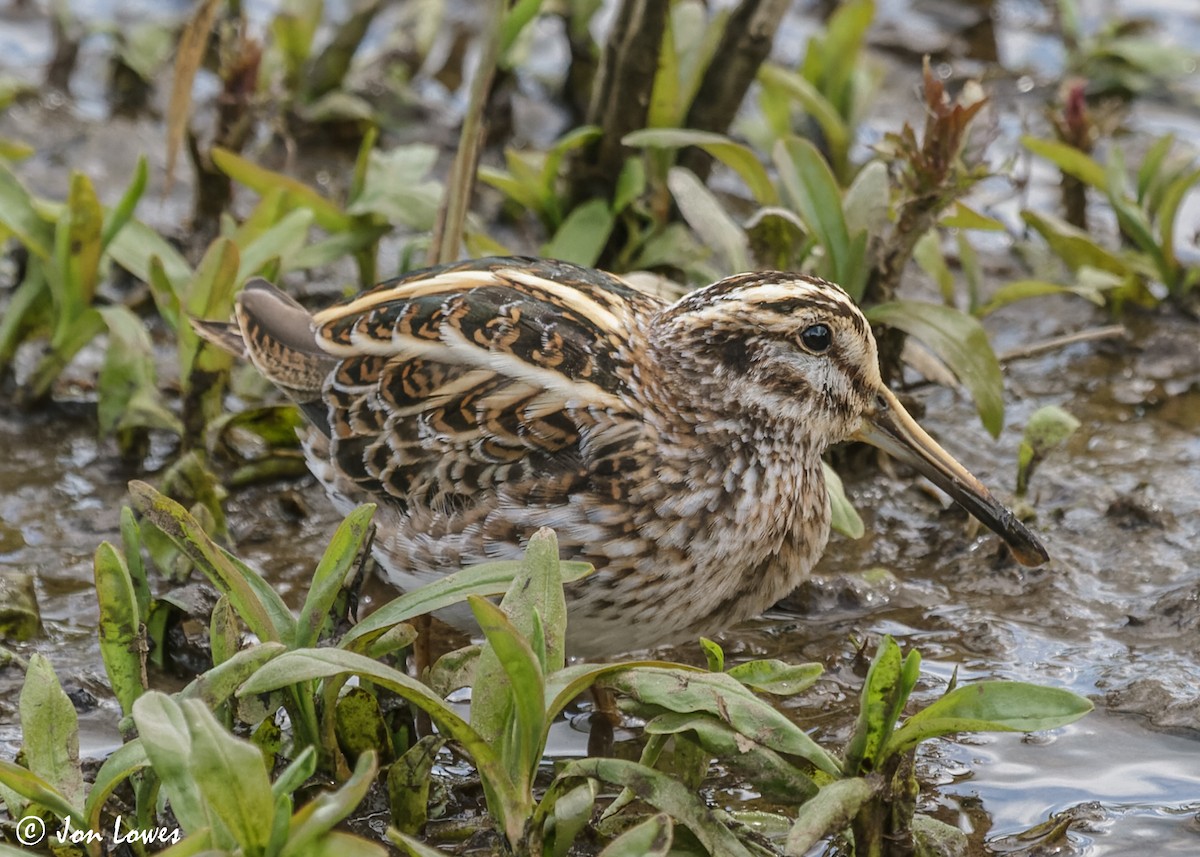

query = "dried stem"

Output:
[[427, 0, 504, 266]]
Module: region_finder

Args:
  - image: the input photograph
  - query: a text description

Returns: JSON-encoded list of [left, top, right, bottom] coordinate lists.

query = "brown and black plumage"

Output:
[[195, 256, 1047, 657]]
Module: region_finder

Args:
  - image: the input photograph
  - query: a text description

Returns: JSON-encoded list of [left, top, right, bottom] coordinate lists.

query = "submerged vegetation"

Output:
[[0, 0, 1196, 854]]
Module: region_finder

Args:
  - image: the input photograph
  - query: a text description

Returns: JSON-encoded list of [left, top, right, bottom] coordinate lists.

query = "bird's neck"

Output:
[[632, 328, 833, 598]]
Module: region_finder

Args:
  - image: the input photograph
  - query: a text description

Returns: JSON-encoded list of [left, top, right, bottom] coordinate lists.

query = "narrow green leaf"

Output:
[[623, 129, 777, 205], [598, 813, 673, 856], [758, 66, 850, 175], [129, 480, 295, 645], [130, 693, 208, 833], [775, 137, 850, 284], [843, 635, 902, 776], [19, 655, 84, 810], [387, 828, 452, 857], [699, 637, 724, 673], [667, 166, 749, 273], [339, 557, 593, 651], [238, 208, 315, 281], [210, 594, 240, 667], [281, 751, 378, 857], [468, 595, 546, 786], [866, 301, 1005, 438], [101, 155, 149, 251], [179, 642, 288, 710], [1022, 136, 1107, 189], [823, 460, 865, 539], [556, 758, 755, 857], [93, 542, 145, 716], [296, 505, 376, 649], [884, 681, 1093, 758], [0, 161, 53, 259], [541, 198, 615, 267], [212, 147, 352, 232], [784, 777, 875, 855], [726, 660, 823, 696], [83, 740, 150, 832]]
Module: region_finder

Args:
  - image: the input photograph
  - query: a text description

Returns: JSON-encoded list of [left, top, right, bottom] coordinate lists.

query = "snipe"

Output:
[[196, 257, 1047, 657]]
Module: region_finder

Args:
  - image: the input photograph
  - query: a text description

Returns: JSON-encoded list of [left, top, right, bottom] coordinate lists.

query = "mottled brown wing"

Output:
[[309, 258, 662, 518]]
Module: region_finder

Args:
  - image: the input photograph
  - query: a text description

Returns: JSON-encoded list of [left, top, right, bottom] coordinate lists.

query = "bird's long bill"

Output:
[[854, 388, 1050, 567]]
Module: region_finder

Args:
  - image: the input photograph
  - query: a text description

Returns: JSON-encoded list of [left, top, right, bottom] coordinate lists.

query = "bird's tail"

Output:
[[190, 278, 334, 404]]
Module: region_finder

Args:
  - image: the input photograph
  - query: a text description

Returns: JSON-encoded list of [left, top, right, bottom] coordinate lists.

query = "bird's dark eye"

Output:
[[800, 323, 832, 353]]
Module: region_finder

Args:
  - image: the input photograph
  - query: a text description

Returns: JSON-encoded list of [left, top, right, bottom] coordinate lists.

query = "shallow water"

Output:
[[2, 0, 1200, 854]]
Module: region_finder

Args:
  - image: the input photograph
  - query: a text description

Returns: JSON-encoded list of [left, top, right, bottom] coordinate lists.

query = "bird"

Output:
[[195, 256, 1048, 658]]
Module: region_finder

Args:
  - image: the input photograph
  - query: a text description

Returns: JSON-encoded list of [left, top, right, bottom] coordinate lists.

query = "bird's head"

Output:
[[657, 272, 1048, 567]]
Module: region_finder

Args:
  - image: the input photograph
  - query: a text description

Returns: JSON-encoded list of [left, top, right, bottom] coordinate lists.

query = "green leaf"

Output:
[[179, 642, 288, 710], [0, 161, 53, 260], [83, 740, 150, 832], [784, 777, 875, 855], [541, 198, 615, 267], [236, 649, 520, 831], [98, 305, 183, 436], [758, 66, 850, 178], [823, 460, 864, 539], [387, 828, 452, 857], [1021, 210, 1131, 278], [866, 301, 1005, 438], [939, 201, 1006, 231], [468, 595, 545, 789], [296, 505, 376, 649], [93, 542, 145, 716], [775, 137, 851, 286], [336, 686, 394, 765], [623, 129, 777, 205], [339, 556, 593, 651], [131, 692, 208, 834], [667, 166, 749, 273], [599, 812, 673, 856], [1016, 405, 1080, 496], [129, 481, 295, 645], [699, 637, 724, 673], [19, 655, 84, 811], [556, 758, 755, 857], [726, 660, 823, 696], [884, 681, 1093, 758], [212, 147, 353, 233], [210, 594, 240, 666], [842, 159, 889, 237], [843, 635, 903, 776], [0, 760, 85, 830], [281, 751, 378, 857], [644, 712, 819, 802], [183, 698, 274, 856], [106, 217, 194, 294], [602, 667, 841, 775], [101, 155, 149, 251], [544, 780, 596, 857], [347, 144, 442, 231], [387, 736, 445, 836], [1021, 135, 1107, 189]]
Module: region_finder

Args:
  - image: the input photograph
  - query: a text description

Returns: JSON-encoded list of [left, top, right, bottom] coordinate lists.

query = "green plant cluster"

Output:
[[0, 494, 1091, 856]]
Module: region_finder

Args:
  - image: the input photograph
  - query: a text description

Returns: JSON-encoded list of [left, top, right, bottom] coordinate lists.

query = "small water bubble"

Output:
[[936, 62, 954, 81], [1016, 75, 1036, 93], [43, 91, 65, 109], [315, 170, 332, 189]]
